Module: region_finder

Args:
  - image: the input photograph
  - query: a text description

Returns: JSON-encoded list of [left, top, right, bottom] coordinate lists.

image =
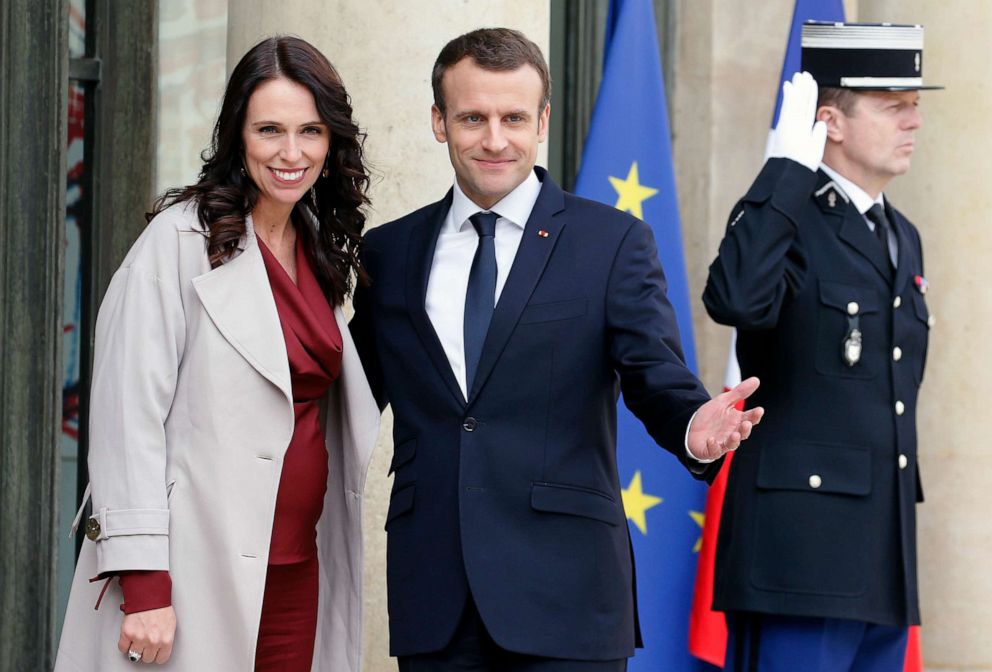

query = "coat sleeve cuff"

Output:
[[86, 507, 170, 541], [90, 507, 170, 574]]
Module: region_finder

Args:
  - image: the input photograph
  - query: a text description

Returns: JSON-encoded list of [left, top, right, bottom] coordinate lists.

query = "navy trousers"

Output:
[[725, 612, 908, 672]]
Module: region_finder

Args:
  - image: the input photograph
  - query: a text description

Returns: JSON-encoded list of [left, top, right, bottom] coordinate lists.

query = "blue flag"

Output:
[[575, 1, 707, 669]]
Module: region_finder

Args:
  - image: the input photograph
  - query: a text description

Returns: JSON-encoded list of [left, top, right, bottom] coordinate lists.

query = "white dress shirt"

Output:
[[820, 163, 897, 267], [425, 171, 541, 399]]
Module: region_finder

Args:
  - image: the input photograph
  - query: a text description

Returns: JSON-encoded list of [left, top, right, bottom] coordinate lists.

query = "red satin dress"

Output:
[[254, 236, 343, 671]]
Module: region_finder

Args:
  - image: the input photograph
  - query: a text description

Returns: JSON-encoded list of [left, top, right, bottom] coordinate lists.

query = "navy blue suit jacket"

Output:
[[351, 168, 714, 660]]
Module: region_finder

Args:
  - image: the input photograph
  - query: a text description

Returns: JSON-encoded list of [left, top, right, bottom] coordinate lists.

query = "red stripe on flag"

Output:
[[904, 626, 922, 672], [688, 450, 732, 666]]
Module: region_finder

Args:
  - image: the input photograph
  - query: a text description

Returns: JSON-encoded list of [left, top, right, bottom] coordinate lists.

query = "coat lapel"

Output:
[[468, 169, 566, 402], [191, 221, 292, 401], [815, 172, 892, 284], [328, 305, 380, 493], [405, 192, 467, 407]]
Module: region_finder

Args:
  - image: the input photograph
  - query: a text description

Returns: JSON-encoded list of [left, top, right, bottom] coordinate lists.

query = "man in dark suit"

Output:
[[351, 28, 763, 671], [703, 22, 940, 671]]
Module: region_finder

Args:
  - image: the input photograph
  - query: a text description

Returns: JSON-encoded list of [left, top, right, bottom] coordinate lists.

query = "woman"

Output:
[[55, 36, 379, 671]]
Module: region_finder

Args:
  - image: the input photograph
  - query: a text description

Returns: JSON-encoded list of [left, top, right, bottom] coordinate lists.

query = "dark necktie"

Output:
[[464, 211, 498, 393], [866, 203, 895, 272]]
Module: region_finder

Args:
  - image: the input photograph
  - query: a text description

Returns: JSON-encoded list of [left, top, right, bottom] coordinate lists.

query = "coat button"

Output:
[[899, 454, 908, 469], [895, 401, 905, 416], [808, 474, 822, 489], [893, 296, 902, 309], [84, 517, 101, 541], [462, 417, 478, 432], [927, 315, 936, 328], [846, 301, 859, 316], [893, 347, 903, 361]]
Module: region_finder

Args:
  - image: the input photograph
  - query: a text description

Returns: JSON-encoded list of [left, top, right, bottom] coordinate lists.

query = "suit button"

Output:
[[462, 417, 478, 432], [808, 474, 822, 489], [899, 454, 909, 469], [846, 301, 859, 316], [84, 517, 101, 541], [927, 315, 936, 328], [893, 296, 902, 309], [893, 347, 903, 361], [895, 401, 905, 416]]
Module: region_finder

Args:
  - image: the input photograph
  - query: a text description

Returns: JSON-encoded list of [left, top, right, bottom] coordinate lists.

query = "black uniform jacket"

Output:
[[351, 168, 716, 659], [703, 158, 930, 627]]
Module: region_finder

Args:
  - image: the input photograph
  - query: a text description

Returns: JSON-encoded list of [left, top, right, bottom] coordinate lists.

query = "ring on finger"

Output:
[[127, 649, 141, 663]]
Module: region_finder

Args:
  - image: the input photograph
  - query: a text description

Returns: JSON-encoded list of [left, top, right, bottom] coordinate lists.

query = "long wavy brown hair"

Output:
[[149, 35, 370, 305]]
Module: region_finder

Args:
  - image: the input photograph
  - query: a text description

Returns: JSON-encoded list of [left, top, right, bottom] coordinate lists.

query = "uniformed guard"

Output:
[[703, 21, 942, 671]]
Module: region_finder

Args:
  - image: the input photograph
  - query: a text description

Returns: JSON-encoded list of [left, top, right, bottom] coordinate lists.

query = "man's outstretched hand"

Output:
[[687, 377, 765, 462]]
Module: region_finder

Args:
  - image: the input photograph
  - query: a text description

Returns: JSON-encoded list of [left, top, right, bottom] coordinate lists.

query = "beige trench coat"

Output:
[[55, 202, 379, 672]]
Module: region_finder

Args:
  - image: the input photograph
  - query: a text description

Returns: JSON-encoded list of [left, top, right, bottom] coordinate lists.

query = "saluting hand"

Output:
[[766, 71, 827, 172], [686, 377, 764, 462]]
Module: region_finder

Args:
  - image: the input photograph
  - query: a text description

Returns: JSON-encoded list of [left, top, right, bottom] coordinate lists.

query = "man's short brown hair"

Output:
[[817, 86, 860, 115], [432, 28, 551, 116]]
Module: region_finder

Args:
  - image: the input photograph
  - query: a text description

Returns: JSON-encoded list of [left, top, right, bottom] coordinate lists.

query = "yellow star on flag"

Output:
[[689, 510, 705, 553], [621, 470, 663, 535], [608, 161, 659, 220]]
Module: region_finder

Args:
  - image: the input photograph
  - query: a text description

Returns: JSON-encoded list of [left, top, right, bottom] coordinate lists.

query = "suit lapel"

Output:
[[468, 170, 566, 402], [405, 192, 467, 407], [815, 172, 892, 284], [191, 224, 292, 402]]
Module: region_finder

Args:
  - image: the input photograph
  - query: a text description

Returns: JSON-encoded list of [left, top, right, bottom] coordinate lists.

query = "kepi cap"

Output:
[[801, 21, 943, 90]]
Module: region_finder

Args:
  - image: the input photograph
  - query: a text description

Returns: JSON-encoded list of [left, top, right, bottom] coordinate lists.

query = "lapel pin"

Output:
[[914, 275, 929, 295], [537, 229, 550, 238], [827, 191, 837, 208]]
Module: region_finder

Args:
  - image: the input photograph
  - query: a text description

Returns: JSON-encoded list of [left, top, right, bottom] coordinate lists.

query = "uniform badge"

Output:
[[843, 327, 863, 366], [914, 275, 929, 294], [827, 191, 837, 208]]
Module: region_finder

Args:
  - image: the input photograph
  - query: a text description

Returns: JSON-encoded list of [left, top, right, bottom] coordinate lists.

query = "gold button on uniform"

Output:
[[846, 301, 859, 316], [899, 454, 908, 470], [893, 347, 903, 361], [893, 296, 902, 308], [84, 517, 101, 541], [895, 401, 905, 416], [809, 474, 822, 489]]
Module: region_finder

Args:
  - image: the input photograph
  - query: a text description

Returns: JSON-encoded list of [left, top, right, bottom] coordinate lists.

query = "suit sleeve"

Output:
[[87, 260, 186, 575], [605, 217, 716, 480], [703, 158, 818, 330], [349, 232, 387, 410]]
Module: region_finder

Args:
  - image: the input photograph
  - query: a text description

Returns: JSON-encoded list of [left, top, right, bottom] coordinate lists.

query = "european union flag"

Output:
[[575, 0, 710, 669]]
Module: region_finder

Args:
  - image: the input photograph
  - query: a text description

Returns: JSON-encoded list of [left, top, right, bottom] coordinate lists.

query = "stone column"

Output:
[[226, 4, 550, 670], [855, 2, 992, 670]]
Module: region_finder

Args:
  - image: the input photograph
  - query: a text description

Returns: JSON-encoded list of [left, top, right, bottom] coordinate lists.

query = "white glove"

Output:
[[766, 71, 827, 172]]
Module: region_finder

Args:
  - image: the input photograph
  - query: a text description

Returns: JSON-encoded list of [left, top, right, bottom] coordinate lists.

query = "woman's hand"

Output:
[[118, 606, 176, 664]]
